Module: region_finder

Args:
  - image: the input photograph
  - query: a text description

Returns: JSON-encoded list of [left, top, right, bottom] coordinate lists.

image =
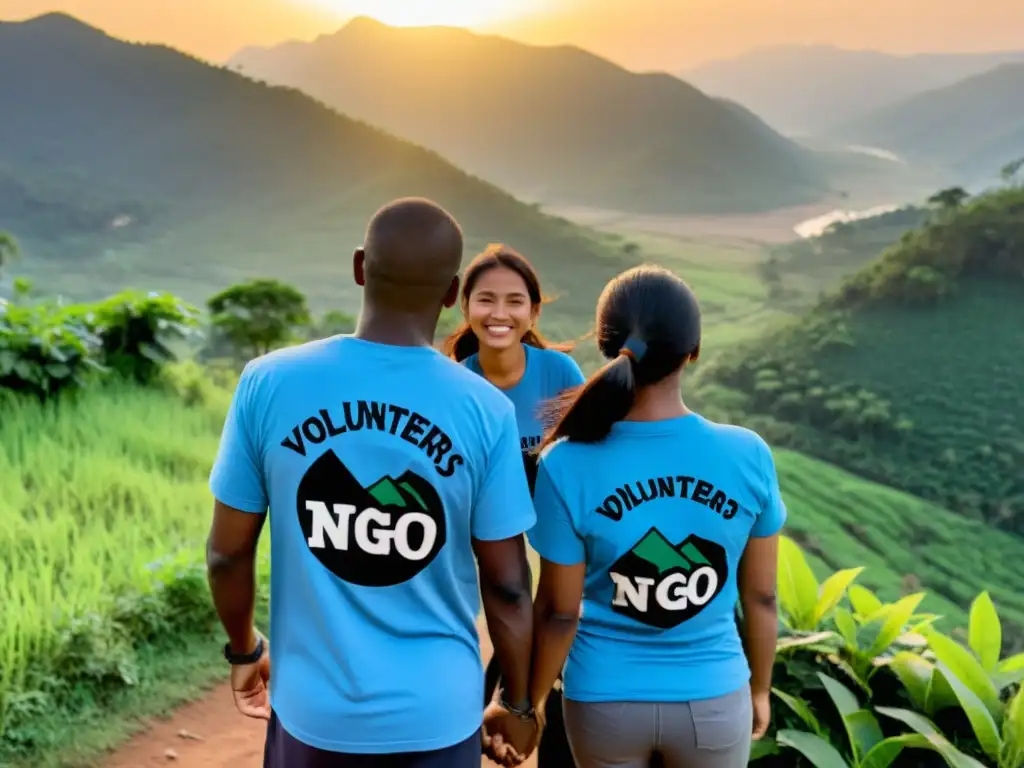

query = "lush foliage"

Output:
[[207, 278, 310, 360], [756, 537, 1024, 768], [704, 186, 1024, 530], [833, 188, 1024, 308], [0, 380, 274, 761], [0, 287, 198, 399]]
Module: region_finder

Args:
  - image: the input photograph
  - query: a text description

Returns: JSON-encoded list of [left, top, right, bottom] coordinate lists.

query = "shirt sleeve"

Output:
[[751, 440, 787, 538], [209, 363, 269, 514], [561, 353, 586, 389], [472, 404, 537, 541], [527, 455, 585, 566]]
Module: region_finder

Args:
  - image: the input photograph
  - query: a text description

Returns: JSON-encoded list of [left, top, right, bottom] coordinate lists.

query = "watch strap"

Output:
[[223, 635, 264, 665]]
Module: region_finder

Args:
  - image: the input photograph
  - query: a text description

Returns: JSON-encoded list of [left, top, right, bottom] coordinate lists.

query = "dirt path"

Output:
[[101, 622, 535, 768]]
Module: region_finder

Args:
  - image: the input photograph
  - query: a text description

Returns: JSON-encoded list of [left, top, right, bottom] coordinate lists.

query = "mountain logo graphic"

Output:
[[607, 528, 728, 629], [296, 450, 447, 587]]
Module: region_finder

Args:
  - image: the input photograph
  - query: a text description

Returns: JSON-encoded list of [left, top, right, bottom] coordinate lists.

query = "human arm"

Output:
[[206, 366, 271, 718], [739, 534, 779, 738], [525, 458, 586, 711], [472, 405, 537, 710], [740, 441, 787, 738]]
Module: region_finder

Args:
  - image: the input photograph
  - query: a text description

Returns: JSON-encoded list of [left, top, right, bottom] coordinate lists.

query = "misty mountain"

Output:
[[832, 63, 1024, 182], [683, 45, 1024, 136], [227, 17, 828, 216]]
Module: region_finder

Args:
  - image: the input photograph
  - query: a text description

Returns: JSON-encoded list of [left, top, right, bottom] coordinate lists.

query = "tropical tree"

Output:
[[207, 278, 311, 360]]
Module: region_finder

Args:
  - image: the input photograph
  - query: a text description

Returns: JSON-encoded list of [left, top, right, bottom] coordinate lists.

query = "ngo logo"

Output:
[[296, 450, 447, 587], [608, 528, 727, 629]]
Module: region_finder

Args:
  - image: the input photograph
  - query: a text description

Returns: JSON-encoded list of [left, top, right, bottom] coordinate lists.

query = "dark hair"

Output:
[[441, 244, 573, 361], [540, 265, 701, 450]]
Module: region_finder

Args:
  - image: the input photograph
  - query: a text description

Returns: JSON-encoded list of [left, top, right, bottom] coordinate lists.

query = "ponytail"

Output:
[[539, 342, 644, 451]]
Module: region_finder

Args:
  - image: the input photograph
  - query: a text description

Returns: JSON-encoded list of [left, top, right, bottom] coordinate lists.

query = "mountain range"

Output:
[[684, 45, 1024, 137], [832, 63, 1024, 183], [227, 17, 829, 216], [0, 12, 636, 319]]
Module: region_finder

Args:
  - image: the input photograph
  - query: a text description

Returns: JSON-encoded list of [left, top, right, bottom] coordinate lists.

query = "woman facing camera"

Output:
[[527, 265, 784, 768], [442, 244, 584, 492], [442, 244, 584, 766]]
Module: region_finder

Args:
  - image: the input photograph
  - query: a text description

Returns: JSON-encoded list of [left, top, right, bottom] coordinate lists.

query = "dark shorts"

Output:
[[263, 711, 482, 768]]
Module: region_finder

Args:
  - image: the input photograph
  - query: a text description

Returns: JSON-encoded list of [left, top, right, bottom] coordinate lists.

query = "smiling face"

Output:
[[465, 265, 539, 352]]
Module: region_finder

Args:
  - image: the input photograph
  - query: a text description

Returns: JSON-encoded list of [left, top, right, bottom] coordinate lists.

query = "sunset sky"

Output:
[[5, 0, 1024, 70]]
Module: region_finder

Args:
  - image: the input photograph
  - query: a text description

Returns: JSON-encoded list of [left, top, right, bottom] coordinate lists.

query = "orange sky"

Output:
[[4, 0, 1024, 70]]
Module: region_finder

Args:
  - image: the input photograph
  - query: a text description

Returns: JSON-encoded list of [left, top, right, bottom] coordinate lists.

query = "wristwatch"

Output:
[[498, 691, 536, 721], [223, 635, 264, 665]]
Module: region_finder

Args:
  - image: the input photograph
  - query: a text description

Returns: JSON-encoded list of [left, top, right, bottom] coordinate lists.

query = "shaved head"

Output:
[[360, 198, 463, 307]]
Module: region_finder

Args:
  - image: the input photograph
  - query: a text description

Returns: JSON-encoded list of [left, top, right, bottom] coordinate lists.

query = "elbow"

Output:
[[538, 599, 580, 628], [742, 589, 777, 612], [482, 578, 532, 608], [205, 538, 247, 577]]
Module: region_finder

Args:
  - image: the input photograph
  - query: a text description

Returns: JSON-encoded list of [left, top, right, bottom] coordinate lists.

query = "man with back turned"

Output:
[[205, 197, 540, 767]]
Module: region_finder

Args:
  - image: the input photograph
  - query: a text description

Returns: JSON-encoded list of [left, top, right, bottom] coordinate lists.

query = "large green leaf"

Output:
[[777, 729, 851, 768], [889, 651, 933, 712], [860, 734, 926, 768], [848, 585, 883, 619], [934, 661, 1002, 761], [875, 707, 991, 768], [1003, 688, 1024, 766], [773, 688, 825, 736], [996, 653, 1024, 691], [968, 591, 1002, 672], [864, 593, 926, 658], [819, 672, 862, 718], [777, 631, 839, 653], [750, 737, 781, 761], [778, 536, 819, 630], [834, 607, 859, 650], [818, 673, 882, 763], [815, 568, 865, 625], [927, 630, 1002, 722]]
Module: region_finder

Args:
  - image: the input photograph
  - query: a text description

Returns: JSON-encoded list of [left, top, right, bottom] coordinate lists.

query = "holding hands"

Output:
[[481, 692, 544, 766]]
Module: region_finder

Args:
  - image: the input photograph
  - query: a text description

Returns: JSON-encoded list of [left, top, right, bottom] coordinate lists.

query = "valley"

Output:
[[1, 7, 1022, 768]]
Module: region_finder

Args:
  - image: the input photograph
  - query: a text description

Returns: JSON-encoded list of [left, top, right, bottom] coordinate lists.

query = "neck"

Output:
[[625, 373, 689, 422], [353, 304, 438, 348], [477, 342, 527, 387]]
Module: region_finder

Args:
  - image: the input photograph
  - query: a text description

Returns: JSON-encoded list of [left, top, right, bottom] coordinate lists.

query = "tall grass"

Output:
[[0, 380, 248, 752]]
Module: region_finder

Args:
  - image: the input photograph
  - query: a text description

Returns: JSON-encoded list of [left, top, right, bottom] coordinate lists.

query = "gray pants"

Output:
[[562, 684, 752, 768]]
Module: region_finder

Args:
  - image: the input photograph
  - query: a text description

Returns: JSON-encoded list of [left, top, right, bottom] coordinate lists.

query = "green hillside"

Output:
[[5, 373, 1023, 765], [834, 62, 1024, 180], [763, 204, 930, 304], [0, 13, 636, 333], [227, 17, 828, 216], [703, 186, 1024, 532]]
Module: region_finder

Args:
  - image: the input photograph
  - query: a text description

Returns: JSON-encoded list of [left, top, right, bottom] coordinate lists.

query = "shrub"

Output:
[[0, 299, 103, 399]]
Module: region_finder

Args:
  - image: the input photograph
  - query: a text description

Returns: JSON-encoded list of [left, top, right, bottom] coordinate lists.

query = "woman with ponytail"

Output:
[[442, 244, 584, 766], [525, 265, 785, 768]]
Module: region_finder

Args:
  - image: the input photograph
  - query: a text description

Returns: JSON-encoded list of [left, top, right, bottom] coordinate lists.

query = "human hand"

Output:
[[230, 639, 271, 720], [751, 688, 771, 740], [481, 701, 541, 766]]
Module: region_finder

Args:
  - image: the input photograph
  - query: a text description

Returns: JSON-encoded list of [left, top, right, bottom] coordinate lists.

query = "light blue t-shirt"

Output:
[[209, 336, 536, 753], [463, 344, 584, 490], [527, 413, 787, 703]]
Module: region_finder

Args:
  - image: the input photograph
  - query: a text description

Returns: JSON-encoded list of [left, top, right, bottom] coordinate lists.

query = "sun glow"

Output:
[[310, 0, 536, 28]]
